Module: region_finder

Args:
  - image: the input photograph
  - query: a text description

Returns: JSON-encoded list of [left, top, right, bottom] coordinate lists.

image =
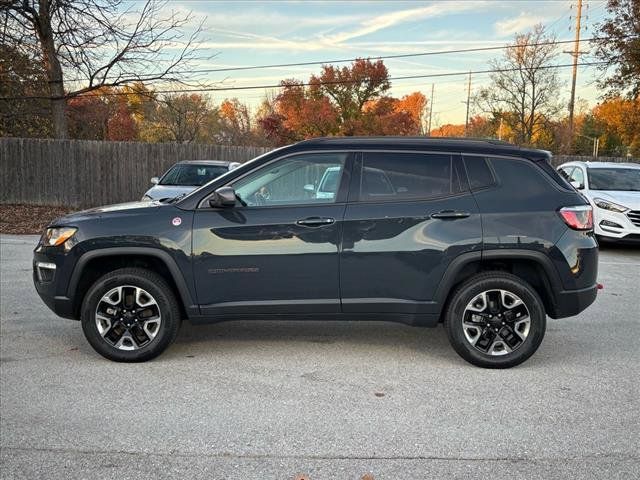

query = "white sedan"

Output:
[[557, 161, 640, 244]]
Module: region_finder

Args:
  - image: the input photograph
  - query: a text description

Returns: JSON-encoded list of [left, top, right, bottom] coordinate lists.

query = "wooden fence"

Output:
[[0, 138, 269, 208], [0, 138, 637, 208]]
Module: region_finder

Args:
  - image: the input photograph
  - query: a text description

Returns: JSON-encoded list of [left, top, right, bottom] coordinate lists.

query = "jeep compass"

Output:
[[34, 137, 599, 368]]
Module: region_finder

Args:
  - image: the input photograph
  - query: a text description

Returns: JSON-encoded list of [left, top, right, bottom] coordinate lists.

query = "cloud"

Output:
[[324, 2, 490, 43], [494, 12, 545, 36], [195, 2, 492, 53]]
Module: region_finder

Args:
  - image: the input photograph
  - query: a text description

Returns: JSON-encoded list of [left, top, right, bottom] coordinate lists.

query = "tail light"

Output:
[[559, 205, 593, 230]]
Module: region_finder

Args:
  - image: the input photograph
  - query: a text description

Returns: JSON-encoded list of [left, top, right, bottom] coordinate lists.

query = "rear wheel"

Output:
[[81, 268, 181, 362], [444, 272, 546, 368]]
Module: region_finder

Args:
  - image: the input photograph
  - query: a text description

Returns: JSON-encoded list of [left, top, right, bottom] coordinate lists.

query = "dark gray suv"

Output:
[[34, 137, 599, 368]]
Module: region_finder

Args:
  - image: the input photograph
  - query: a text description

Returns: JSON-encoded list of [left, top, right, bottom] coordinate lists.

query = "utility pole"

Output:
[[567, 0, 584, 143], [427, 83, 434, 136], [464, 71, 472, 136]]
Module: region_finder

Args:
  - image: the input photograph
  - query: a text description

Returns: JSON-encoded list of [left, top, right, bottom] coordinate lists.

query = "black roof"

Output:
[[295, 136, 551, 161]]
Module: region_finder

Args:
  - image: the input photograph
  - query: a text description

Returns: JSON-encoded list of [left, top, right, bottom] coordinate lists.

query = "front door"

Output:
[[192, 152, 351, 315], [340, 151, 482, 314]]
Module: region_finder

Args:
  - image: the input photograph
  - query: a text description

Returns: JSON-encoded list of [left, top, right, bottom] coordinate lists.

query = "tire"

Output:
[[444, 272, 546, 369], [81, 268, 181, 362]]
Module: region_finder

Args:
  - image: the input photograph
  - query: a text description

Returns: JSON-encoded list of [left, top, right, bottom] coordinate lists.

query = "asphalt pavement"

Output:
[[1, 234, 639, 479]]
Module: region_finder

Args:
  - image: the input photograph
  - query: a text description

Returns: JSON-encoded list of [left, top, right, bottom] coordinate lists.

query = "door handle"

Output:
[[430, 210, 471, 220], [296, 217, 335, 227]]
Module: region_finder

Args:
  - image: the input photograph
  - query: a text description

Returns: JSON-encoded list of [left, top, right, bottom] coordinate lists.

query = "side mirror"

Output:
[[209, 186, 237, 208], [150, 177, 159, 185], [304, 184, 316, 193], [570, 180, 584, 190]]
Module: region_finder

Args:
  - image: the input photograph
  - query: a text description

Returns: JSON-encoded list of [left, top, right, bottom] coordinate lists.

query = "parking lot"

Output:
[[1, 234, 639, 479]]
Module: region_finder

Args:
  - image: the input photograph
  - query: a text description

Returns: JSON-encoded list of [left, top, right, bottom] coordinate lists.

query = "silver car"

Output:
[[142, 160, 241, 201]]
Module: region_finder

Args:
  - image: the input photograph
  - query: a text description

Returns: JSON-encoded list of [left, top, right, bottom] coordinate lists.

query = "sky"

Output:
[[132, 0, 612, 127]]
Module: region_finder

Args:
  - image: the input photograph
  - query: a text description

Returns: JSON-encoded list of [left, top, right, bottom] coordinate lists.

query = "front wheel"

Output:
[[444, 272, 546, 368], [81, 268, 181, 362]]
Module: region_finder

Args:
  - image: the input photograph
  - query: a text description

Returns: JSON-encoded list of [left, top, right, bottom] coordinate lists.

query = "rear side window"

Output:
[[360, 152, 452, 201], [463, 156, 495, 190]]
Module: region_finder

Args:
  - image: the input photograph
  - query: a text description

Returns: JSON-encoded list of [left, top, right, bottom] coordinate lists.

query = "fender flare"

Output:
[[433, 249, 562, 314], [67, 247, 197, 316]]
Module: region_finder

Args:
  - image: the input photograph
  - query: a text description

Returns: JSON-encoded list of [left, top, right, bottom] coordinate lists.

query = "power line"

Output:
[[0, 35, 624, 85], [0, 61, 609, 101]]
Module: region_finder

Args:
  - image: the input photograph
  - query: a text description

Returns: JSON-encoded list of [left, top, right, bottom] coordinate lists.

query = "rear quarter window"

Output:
[[487, 156, 558, 199]]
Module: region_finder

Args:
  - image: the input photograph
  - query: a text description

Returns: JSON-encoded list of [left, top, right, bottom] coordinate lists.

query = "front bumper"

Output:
[[594, 207, 640, 242], [33, 248, 79, 320]]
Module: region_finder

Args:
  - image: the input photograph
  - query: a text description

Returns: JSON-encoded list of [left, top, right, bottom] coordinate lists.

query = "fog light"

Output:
[[36, 262, 56, 282], [600, 220, 623, 228]]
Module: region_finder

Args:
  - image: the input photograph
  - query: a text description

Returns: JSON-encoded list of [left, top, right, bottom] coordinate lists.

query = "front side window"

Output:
[[161, 164, 229, 186], [359, 152, 452, 201], [233, 153, 348, 207], [569, 167, 585, 187]]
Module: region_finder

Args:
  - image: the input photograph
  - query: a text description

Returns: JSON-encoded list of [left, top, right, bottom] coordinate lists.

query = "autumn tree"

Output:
[[1, 0, 204, 138], [258, 80, 340, 145], [593, 97, 640, 155], [474, 25, 562, 146], [309, 59, 390, 134], [217, 98, 255, 145], [592, 0, 640, 98], [355, 96, 423, 136], [430, 123, 466, 137], [66, 88, 138, 140], [394, 92, 428, 133]]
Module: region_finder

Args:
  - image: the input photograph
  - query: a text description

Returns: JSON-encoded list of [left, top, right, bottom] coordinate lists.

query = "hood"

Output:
[[51, 200, 165, 225], [588, 190, 640, 210], [144, 184, 198, 201]]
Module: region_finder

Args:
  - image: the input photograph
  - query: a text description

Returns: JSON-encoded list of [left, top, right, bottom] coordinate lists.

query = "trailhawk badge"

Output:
[[171, 217, 182, 226]]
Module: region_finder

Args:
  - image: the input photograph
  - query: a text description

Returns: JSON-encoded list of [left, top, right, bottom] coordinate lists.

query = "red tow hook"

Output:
[[597, 283, 604, 290]]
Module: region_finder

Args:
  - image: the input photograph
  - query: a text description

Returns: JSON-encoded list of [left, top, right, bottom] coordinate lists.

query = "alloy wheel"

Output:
[[95, 285, 162, 351], [462, 289, 531, 356]]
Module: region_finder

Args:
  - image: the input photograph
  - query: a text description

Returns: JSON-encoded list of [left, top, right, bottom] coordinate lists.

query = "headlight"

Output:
[[42, 227, 77, 247], [593, 198, 628, 213]]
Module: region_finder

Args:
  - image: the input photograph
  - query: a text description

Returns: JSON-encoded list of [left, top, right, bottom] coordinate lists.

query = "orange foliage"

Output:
[[394, 92, 427, 127], [430, 123, 465, 137]]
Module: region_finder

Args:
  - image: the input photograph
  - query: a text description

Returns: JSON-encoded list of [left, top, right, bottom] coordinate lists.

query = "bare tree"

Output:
[[1, 0, 205, 138], [474, 25, 562, 146]]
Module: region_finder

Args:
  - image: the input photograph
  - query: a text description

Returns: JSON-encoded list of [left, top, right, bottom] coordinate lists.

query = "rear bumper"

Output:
[[550, 284, 598, 319]]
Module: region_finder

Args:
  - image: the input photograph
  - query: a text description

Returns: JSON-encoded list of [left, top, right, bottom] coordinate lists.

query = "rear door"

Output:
[[339, 151, 482, 314]]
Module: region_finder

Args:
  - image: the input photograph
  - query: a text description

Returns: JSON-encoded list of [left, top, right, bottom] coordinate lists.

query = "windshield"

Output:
[[173, 146, 288, 205], [160, 164, 228, 186], [588, 168, 640, 191]]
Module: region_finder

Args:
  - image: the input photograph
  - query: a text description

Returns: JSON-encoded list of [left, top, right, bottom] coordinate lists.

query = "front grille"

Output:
[[627, 210, 640, 227]]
